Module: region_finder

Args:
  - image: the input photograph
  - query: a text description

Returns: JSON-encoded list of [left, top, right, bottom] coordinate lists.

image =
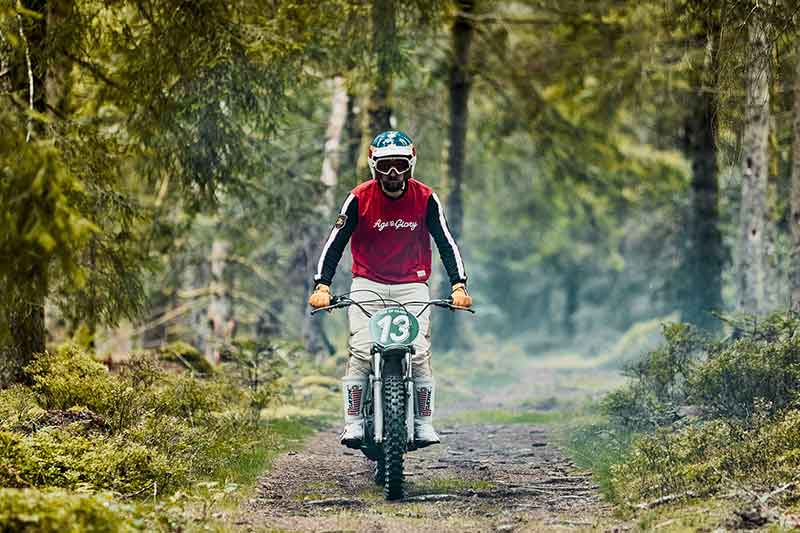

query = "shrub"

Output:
[[157, 341, 214, 375], [597, 311, 800, 506], [0, 342, 292, 527], [25, 345, 115, 414], [689, 335, 800, 419], [602, 384, 679, 430], [0, 489, 137, 533], [610, 409, 800, 505], [0, 427, 177, 494], [624, 323, 702, 402], [610, 420, 735, 503], [222, 340, 287, 422], [604, 313, 800, 428], [602, 323, 702, 430], [0, 387, 44, 432]]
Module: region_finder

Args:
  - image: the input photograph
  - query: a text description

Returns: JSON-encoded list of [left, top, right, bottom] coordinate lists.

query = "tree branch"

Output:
[[16, 14, 34, 142], [62, 50, 121, 89], [453, 10, 559, 26]]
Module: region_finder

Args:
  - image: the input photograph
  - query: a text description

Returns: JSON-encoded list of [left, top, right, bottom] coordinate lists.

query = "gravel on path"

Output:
[[237, 422, 611, 532]]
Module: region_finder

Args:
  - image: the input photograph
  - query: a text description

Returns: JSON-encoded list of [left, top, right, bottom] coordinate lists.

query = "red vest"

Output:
[[351, 178, 432, 284]]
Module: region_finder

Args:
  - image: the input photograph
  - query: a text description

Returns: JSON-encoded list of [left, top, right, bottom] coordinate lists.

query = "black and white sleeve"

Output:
[[426, 193, 467, 285], [313, 194, 358, 286]]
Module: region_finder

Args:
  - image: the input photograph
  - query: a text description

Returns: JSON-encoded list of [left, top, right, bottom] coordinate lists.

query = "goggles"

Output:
[[374, 157, 412, 175]]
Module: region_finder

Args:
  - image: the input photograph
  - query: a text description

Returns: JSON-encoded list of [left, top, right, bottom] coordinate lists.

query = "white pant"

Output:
[[345, 277, 433, 379]]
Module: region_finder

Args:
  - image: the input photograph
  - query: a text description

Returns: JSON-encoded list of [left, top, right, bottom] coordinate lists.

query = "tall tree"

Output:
[[368, 0, 398, 134], [207, 236, 234, 363], [678, 1, 723, 329], [1, 1, 52, 385], [790, 43, 800, 312], [737, 6, 772, 314], [438, 0, 476, 350], [303, 76, 348, 355]]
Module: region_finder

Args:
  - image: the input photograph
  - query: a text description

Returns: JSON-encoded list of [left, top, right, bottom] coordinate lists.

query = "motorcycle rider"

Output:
[[308, 130, 473, 448]]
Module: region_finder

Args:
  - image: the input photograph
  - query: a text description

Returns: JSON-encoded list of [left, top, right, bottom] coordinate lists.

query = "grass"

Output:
[[553, 419, 635, 500], [214, 416, 330, 489], [602, 498, 739, 531]]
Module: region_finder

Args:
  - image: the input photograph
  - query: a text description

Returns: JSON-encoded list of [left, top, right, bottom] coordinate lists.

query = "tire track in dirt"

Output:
[[237, 422, 610, 532]]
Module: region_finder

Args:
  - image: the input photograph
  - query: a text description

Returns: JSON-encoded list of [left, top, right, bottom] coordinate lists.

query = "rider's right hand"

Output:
[[451, 283, 472, 308], [308, 283, 332, 308]]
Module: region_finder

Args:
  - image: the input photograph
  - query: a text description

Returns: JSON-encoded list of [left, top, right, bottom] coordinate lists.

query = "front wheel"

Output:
[[373, 457, 385, 486], [382, 374, 406, 500]]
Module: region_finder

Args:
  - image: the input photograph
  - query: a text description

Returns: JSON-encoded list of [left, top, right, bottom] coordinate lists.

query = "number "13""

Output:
[[376, 314, 411, 344]]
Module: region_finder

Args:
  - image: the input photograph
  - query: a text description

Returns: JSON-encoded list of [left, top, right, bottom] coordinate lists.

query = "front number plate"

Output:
[[368, 307, 420, 349]]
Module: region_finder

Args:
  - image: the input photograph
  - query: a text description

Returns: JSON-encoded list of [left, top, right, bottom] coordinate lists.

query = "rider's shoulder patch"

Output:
[[334, 214, 347, 229]]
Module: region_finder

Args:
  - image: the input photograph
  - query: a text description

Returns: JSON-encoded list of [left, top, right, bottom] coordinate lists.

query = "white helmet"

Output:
[[367, 130, 417, 179]]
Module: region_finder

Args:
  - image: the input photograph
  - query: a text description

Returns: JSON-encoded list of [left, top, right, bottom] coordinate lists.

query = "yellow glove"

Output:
[[308, 284, 332, 308], [451, 283, 472, 308]]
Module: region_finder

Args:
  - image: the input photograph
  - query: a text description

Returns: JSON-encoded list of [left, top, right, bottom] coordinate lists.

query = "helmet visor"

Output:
[[374, 157, 412, 175]]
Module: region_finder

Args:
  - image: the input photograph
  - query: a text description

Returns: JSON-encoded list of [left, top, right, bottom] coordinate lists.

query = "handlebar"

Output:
[[310, 295, 475, 318]]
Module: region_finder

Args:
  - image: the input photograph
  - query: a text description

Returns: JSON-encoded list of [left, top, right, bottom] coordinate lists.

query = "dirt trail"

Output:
[[237, 420, 610, 532]]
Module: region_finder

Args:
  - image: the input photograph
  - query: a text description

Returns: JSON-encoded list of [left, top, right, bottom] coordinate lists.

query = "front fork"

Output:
[[372, 351, 383, 444], [371, 348, 415, 446]]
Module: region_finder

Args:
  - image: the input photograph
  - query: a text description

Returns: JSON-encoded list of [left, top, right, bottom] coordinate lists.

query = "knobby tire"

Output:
[[382, 374, 406, 500], [374, 457, 385, 486]]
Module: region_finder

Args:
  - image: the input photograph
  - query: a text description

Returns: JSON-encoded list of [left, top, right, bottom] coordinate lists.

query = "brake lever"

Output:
[[433, 300, 476, 314], [310, 296, 346, 315]]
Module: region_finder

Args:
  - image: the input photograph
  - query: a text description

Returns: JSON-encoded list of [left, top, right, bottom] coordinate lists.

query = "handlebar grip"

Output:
[[310, 296, 346, 315]]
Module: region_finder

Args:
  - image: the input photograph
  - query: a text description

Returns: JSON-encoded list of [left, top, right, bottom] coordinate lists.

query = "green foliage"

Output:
[[0, 345, 288, 498], [562, 421, 638, 502], [611, 410, 800, 504], [604, 313, 800, 430], [156, 341, 213, 375], [688, 315, 800, 419], [602, 323, 704, 430], [223, 340, 287, 422], [0, 387, 44, 432], [25, 345, 115, 414], [0, 429, 177, 495], [595, 312, 800, 505], [0, 338, 323, 529], [0, 114, 98, 289], [0, 489, 137, 533]]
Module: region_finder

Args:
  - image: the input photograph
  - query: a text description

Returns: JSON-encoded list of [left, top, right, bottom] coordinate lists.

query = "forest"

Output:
[[2, 0, 800, 530]]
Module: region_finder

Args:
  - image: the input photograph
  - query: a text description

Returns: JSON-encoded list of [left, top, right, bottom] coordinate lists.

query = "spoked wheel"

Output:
[[382, 374, 406, 500], [373, 457, 385, 486]]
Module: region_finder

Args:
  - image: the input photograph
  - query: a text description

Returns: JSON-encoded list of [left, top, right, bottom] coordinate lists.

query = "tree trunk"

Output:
[[437, 0, 475, 351], [680, 10, 723, 329], [790, 43, 800, 312], [562, 267, 579, 339], [1, 1, 49, 387], [45, 0, 72, 117], [207, 238, 234, 364], [367, 0, 396, 135], [737, 12, 771, 315], [303, 76, 348, 356], [1, 265, 47, 385], [343, 88, 363, 187], [181, 257, 210, 354]]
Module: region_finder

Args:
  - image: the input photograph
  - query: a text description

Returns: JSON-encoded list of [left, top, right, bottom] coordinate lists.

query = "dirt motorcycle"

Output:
[[312, 290, 474, 500]]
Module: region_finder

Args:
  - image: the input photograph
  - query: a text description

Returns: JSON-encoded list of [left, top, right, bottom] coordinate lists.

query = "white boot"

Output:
[[340, 377, 367, 448], [414, 377, 440, 448]]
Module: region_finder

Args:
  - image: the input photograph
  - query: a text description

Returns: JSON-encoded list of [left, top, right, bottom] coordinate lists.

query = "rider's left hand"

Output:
[[451, 283, 472, 308]]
